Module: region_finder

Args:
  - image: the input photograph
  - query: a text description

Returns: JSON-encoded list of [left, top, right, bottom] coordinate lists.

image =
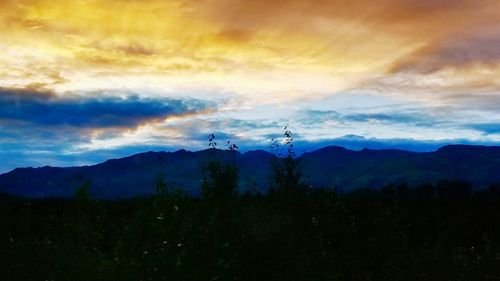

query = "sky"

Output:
[[1, 0, 499, 172]]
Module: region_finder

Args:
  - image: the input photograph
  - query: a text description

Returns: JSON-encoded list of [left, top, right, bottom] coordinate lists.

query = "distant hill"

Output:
[[0, 145, 499, 198]]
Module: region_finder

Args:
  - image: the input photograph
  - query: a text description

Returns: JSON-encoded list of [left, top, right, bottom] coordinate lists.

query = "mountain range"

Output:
[[0, 144, 499, 198]]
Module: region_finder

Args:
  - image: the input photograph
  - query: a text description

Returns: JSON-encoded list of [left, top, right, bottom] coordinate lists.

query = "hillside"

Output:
[[0, 145, 499, 198]]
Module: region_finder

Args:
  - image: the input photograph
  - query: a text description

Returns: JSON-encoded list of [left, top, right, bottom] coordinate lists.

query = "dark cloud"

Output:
[[0, 87, 218, 172], [0, 88, 216, 128]]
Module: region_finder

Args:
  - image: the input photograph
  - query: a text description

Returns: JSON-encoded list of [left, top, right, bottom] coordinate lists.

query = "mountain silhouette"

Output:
[[0, 145, 498, 198]]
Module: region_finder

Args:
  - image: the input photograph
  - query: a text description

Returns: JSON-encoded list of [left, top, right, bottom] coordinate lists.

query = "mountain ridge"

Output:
[[1, 144, 499, 198]]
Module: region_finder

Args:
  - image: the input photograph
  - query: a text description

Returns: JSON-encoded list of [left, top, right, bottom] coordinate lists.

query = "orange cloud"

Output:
[[0, 0, 499, 104]]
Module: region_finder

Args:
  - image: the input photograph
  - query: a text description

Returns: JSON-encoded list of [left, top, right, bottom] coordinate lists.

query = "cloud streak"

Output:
[[390, 30, 500, 74], [0, 88, 215, 128], [301, 109, 436, 127]]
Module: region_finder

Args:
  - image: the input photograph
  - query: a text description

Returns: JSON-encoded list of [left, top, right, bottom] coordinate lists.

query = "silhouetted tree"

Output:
[[201, 134, 239, 201], [269, 126, 303, 194]]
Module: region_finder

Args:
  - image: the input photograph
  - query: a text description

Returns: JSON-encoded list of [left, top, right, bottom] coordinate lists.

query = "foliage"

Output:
[[2, 182, 500, 281], [201, 160, 238, 201], [201, 134, 239, 201], [269, 126, 304, 194]]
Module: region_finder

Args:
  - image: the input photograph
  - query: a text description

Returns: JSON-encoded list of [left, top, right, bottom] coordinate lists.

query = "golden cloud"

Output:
[[0, 0, 499, 103]]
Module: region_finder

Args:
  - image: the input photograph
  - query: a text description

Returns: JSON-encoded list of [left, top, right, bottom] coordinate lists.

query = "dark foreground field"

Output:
[[1, 181, 500, 281]]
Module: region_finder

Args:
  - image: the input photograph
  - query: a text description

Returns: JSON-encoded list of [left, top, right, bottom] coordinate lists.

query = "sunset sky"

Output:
[[1, 0, 499, 172]]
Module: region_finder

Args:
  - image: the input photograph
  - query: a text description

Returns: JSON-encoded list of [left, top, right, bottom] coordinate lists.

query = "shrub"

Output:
[[201, 134, 239, 201]]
